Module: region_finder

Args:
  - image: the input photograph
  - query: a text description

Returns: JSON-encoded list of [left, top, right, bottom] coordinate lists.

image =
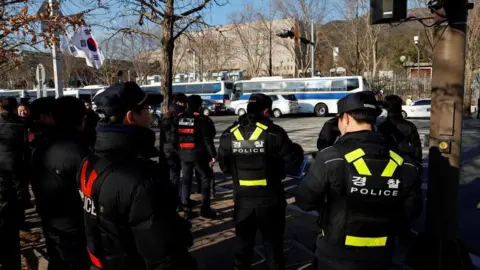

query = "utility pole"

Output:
[[425, 0, 473, 269], [268, 0, 273, 76], [414, 35, 420, 77], [48, 0, 63, 97], [311, 19, 314, 77]]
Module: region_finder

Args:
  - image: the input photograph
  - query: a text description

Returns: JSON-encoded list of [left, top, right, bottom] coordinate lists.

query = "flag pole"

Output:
[[49, 0, 63, 98]]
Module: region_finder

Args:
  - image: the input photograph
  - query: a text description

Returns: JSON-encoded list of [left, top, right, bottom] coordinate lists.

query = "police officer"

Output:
[[382, 95, 422, 163], [218, 93, 304, 270], [161, 93, 188, 197], [80, 82, 195, 270], [296, 91, 422, 270], [174, 95, 217, 219], [316, 116, 340, 152]]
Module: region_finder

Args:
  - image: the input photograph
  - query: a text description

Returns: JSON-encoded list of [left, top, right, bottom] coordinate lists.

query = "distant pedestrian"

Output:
[[406, 96, 413, 106], [84, 101, 100, 148], [17, 102, 29, 118]]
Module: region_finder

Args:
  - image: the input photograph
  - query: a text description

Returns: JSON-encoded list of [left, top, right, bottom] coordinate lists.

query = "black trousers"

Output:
[[234, 203, 285, 270], [167, 153, 181, 198], [195, 170, 216, 197], [43, 225, 90, 270], [0, 207, 21, 270], [180, 160, 213, 210]]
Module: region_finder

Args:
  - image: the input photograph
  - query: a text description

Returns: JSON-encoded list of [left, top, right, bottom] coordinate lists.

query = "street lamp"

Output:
[[413, 35, 420, 78], [186, 49, 196, 82]]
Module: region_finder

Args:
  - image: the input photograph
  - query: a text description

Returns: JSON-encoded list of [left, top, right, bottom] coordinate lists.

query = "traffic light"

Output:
[[277, 27, 314, 45], [276, 29, 295, 39], [370, 0, 408, 25]]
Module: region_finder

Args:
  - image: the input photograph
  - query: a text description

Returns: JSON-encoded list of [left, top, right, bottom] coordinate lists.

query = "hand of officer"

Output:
[[209, 158, 216, 167]]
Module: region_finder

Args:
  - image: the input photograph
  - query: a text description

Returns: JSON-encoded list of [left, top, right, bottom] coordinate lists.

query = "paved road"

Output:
[[209, 115, 431, 153], [208, 115, 480, 259]]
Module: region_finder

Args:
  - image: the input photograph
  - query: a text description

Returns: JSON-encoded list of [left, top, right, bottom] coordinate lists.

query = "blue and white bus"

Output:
[[141, 81, 235, 105], [232, 76, 368, 116]]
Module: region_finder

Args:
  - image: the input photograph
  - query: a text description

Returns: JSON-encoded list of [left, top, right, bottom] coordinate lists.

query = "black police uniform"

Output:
[[317, 116, 340, 152], [31, 127, 90, 270], [160, 103, 185, 195], [296, 91, 422, 270], [81, 83, 196, 270], [0, 111, 26, 270], [218, 94, 304, 270], [174, 105, 216, 216]]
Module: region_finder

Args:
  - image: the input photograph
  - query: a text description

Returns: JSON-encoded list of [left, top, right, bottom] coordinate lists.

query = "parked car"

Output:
[[233, 94, 300, 118], [149, 105, 162, 128], [202, 99, 228, 116], [402, 98, 431, 119]]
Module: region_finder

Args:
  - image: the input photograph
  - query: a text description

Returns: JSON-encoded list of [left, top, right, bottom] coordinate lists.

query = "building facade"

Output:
[[148, 18, 312, 79]]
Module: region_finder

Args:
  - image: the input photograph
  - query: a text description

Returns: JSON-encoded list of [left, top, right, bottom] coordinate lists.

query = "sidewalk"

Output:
[[189, 190, 320, 270]]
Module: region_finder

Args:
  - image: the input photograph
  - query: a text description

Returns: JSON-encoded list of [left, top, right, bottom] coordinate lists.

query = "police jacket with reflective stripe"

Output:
[[173, 110, 216, 162], [79, 124, 195, 270], [218, 114, 304, 201], [296, 131, 422, 262]]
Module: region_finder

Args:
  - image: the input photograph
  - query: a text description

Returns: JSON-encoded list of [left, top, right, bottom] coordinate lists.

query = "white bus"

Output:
[[232, 76, 368, 116], [141, 81, 235, 105]]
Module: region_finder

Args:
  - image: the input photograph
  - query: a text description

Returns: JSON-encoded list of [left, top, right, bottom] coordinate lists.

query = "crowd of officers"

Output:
[[0, 81, 422, 270]]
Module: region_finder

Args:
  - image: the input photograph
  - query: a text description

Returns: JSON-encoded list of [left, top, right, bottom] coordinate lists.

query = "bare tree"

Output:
[[111, 0, 226, 110], [274, 0, 328, 75], [183, 28, 236, 77], [229, 7, 270, 77], [464, 1, 480, 114], [0, 0, 102, 74]]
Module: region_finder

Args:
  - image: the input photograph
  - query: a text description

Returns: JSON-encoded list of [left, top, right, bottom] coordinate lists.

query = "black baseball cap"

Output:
[[337, 91, 378, 115], [94, 82, 148, 118], [247, 93, 273, 113]]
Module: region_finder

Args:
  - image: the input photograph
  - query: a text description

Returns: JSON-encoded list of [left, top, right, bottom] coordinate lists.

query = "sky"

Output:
[[54, 0, 340, 41]]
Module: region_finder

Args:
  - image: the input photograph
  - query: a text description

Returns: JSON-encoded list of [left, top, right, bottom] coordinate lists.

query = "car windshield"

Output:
[[282, 94, 297, 101]]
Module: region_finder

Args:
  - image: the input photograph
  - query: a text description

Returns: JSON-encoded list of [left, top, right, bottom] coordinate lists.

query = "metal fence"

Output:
[[368, 76, 432, 100]]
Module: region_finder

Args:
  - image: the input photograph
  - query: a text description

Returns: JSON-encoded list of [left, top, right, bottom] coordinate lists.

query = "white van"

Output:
[[232, 94, 299, 118]]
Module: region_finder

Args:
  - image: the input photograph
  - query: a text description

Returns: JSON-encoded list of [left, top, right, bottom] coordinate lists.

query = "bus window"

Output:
[[306, 80, 330, 91], [212, 83, 221, 93], [173, 85, 186, 93], [283, 81, 306, 92], [203, 83, 214, 93], [262, 82, 282, 93], [347, 78, 360, 91], [185, 84, 202, 94], [243, 82, 262, 93], [234, 83, 242, 94], [331, 79, 347, 91]]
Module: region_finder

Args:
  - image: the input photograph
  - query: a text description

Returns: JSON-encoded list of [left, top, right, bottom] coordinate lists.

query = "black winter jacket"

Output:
[[0, 112, 28, 221], [80, 124, 195, 270], [30, 128, 91, 267], [297, 131, 422, 262], [172, 109, 217, 162], [317, 117, 340, 151], [386, 113, 423, 163], [31, 128, 90, 232], [160, 104, 185, 157], [218, 114, 304, 205]]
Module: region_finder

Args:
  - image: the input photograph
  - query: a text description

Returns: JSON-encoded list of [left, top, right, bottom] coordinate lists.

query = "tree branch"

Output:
[[175, 0, 211, 20]]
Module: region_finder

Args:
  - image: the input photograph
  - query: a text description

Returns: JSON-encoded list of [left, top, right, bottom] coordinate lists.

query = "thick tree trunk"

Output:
[[161, 0, 175, 113], [464, 62, 473, 115]]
